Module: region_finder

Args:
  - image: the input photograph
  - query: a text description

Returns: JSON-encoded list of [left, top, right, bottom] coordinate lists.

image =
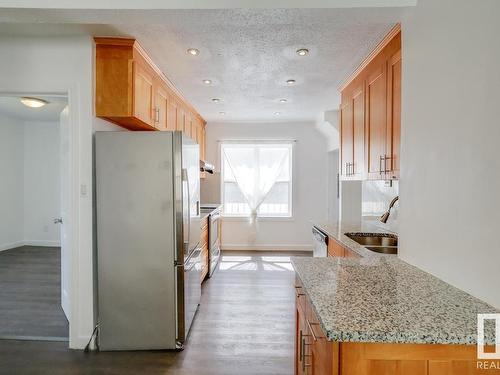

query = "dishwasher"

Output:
[[312, 226, 328, 257]]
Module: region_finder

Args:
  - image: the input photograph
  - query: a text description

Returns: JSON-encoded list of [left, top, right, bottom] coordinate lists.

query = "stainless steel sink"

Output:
[[344, 232, 398, 255], [365, 246, 398, 255], [345, 233, 398, 247]]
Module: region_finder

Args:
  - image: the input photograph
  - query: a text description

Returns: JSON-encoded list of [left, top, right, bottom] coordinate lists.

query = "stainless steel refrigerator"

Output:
[[95, 131, 201, 350]]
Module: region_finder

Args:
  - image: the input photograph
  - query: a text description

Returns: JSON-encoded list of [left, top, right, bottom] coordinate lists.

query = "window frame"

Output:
[[219, 141, 294, 219]]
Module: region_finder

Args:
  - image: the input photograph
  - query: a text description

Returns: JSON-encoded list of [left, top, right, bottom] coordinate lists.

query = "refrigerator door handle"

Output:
[[182, 168, 191, 256]]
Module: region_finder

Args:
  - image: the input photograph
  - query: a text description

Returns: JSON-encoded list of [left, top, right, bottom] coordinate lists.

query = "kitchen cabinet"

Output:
[[366, 62, 387, 179], [153, 82, 168, 131], [386, 49, 401, 179], [95, 37, 207, 160], [133, 61, 155, 127], [200, 216, 209, 283], [327, 238, 360, 259], [295, 277, 485, 375], [339, 25, 401, 181], [166, 97, 177, 131], [340, 80, 365, 179]]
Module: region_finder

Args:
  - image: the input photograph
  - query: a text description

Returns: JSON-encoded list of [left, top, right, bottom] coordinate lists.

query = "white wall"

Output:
[[0, 35, 96, 348], [326, 150, 339, 222], [23, 121, 61, 246], [399, 0, 500, 308], [0, 113, 25, 250], [201, 121, 328, 251]]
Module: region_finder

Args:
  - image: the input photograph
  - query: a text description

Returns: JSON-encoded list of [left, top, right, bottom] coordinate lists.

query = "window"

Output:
[[221, 142, 293, 218]]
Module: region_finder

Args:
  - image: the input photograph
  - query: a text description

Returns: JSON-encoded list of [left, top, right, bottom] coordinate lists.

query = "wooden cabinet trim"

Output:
[[338, 23, 401, 91]]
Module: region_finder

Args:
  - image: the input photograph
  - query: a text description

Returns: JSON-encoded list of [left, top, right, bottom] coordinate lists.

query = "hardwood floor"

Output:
[[0, 251, 310, 375], [0, 246, 68, 340]]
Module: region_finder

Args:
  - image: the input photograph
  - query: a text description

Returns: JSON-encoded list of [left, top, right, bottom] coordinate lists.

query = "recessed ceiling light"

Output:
[[202, 79, 212, 85], [212, 98, 221, 103], [286, 79, 296, 85], [219, 111, 226, 115], [274, 112, 281, 116], [279, 99, 288, 103], [296, 48, 309, 56], [20, 97, 48, 108], [187, 48, 200, 56]]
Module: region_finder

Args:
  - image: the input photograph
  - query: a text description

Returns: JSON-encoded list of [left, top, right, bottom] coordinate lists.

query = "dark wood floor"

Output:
[[0, 251, 310, 375], [0, 246, 69, 340]]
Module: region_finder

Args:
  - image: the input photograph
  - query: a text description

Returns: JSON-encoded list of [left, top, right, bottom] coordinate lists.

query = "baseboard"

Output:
[[221, 243, 313, 251], [0, 241, 25, 252], [23, 240, 61, 247], [0, 240, 61, 251]]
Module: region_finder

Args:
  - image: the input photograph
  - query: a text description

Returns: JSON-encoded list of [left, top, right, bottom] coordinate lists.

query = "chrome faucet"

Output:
[[380, 196, 399, 223]]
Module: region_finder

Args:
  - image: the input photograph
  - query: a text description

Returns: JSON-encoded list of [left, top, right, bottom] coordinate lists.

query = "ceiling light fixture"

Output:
[[20, 97, 48, 108], [202, 79, 212, 85], [219, 111, 226, 115], [212, 98, 221, 103], [296, 48, 309, 56], [274, 112, 281, 116], [279, 99, 287, 103], [286, 79, 296, 85], [187, 48, 200, 56]]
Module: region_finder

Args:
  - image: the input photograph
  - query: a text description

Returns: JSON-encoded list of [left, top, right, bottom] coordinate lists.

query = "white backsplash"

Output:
[[362, 180, 399, 233]]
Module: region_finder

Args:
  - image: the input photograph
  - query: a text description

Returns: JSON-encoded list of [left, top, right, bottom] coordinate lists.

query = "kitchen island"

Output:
[[292, 223, 498, 375]]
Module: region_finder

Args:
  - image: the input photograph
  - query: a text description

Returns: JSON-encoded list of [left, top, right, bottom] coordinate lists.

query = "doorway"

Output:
[[0, 94, 71, 341]]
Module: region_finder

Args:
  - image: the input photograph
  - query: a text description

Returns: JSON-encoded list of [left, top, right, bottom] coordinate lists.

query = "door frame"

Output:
[[0, 86, 80, 348]]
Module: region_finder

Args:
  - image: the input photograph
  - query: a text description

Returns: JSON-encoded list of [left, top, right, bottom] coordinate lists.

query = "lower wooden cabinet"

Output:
[[327, 238, 361, 259], [200, 216, 209, 283], [295, 277, 492, 375]]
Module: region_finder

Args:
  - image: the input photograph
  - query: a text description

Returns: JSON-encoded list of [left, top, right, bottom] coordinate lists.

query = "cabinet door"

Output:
[[133, 61, 154, 126], [166, 97, 177, 131], [154, 83, 168, 131], [340, 101, 354, 177], [366, 63, 387, 179], [352, 84, 365, 178], [184, 113, 192, 138], [386, 50, 401, 179], [307, 302, 333, 375], [296, 299, 306, 375], [200, 126, 206, 161], [176, 108, 185, 131]]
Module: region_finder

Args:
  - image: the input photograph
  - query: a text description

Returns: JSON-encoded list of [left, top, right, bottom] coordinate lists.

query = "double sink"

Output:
[[344, 233, 398, 255]]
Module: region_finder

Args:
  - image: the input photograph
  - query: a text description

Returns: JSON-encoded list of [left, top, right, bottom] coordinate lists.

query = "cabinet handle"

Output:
[[384, 154, 391, 173], [379, 155, 386, 175], [299, 330, 303, 361], [156, 108, 160, 123]]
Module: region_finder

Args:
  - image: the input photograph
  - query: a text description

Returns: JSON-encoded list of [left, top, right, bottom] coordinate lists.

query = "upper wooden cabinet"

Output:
[[94, 37, 207, 162], [339, 25, 401, 181], [340, 79, 365, 179]]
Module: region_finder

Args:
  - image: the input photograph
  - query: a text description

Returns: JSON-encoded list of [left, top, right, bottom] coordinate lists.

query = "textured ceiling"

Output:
[[0, 8, 409, 122], [0, 95, 67, 121]]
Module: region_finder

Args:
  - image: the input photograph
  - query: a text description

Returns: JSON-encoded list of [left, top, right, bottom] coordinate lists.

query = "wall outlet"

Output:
[[43, 224, 49, 233]]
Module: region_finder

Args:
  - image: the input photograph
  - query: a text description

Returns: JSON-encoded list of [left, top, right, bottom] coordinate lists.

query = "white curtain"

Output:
[[222, 144, 290, 241]]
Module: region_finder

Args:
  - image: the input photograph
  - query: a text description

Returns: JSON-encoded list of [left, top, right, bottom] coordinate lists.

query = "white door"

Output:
[[59, 106, 71, 321]]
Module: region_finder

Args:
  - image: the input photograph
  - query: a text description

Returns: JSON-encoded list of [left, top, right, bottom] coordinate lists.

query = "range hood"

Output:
[[200, 160, 215, 174]]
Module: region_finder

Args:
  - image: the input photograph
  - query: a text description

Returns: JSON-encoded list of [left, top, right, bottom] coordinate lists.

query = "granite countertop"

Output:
[[292, 248, 498, 345]]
